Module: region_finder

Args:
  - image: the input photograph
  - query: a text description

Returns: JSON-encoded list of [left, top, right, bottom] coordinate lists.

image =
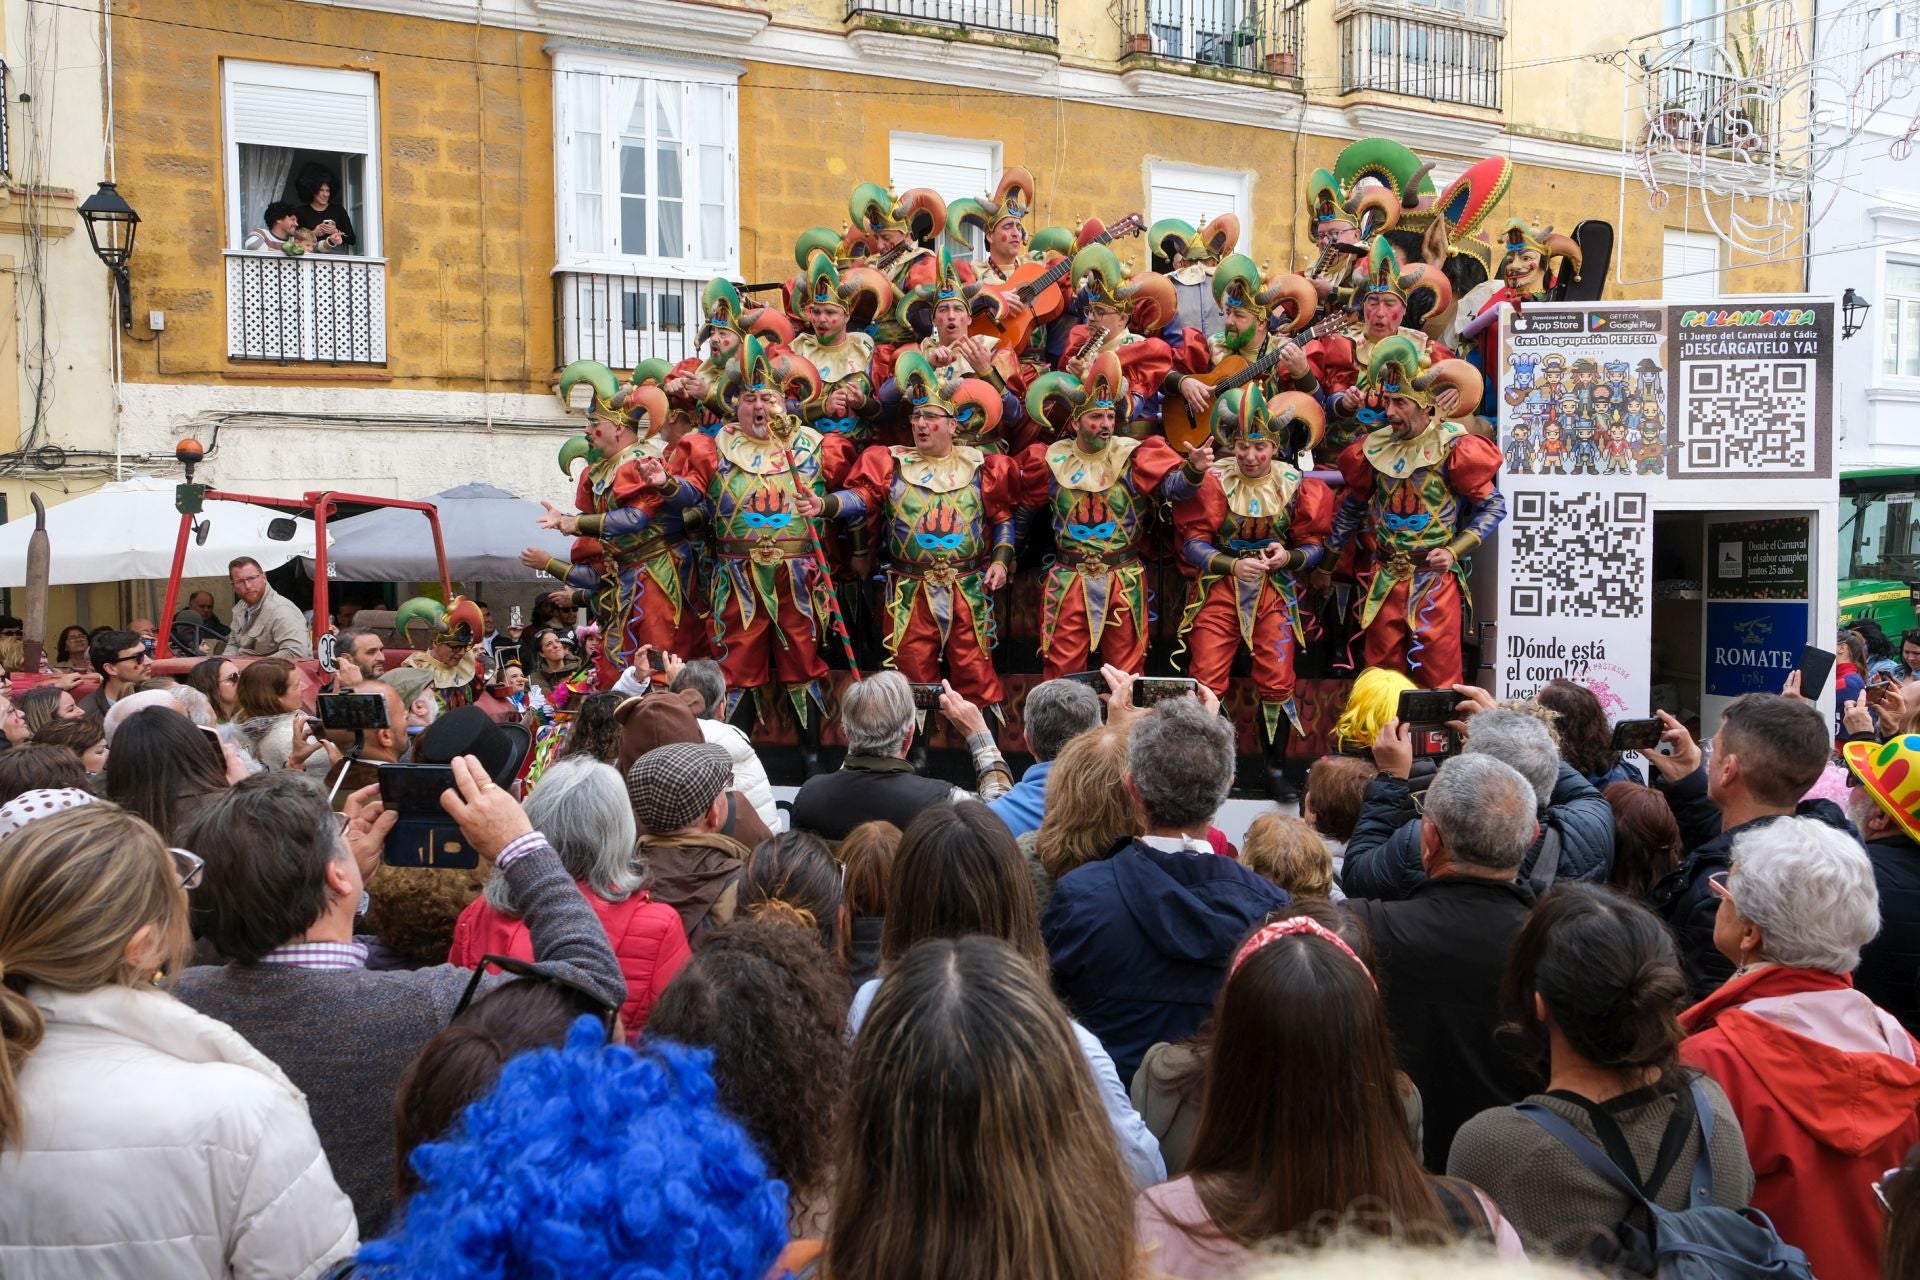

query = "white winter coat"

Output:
[[700, 717, 781, 831], [0, 983, 358, 1279]]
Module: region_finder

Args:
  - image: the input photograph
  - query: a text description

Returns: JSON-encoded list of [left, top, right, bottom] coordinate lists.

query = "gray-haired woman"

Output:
[[449, 757, 689, 1036]]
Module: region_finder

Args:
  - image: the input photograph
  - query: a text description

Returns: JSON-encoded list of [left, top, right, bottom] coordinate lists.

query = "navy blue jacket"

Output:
[[1341, 762, 1615, 901], [1858, 831, 1920, 1035], [1648, 764, 1861, 1002], [1042, 838, 1289, 1088]]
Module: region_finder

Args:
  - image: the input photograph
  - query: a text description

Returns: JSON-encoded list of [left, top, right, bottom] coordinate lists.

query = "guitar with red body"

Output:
[[970, 213, 1147, 353]]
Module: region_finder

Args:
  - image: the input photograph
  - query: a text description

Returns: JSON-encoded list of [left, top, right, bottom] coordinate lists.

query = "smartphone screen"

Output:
[[317, 693, 390, 732], [1610, 718, 1665, 752], [1135, 677, 1200, 707], [380, 818, 479, 870], [198, 725, 227, 773], [1410, 725, 1461, 758], [377, 763, 459, 815], [1799, 645, 1837, 698], [1397, 689, 1459, 724], [909, 682, 945, 711], [1062, 670, 1111, 695]]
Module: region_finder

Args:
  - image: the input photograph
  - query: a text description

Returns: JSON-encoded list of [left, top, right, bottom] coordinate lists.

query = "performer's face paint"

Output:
[[736, 388, 779, 436], [1220, 306, 1262, 353], [989, 218, 1027, 262], [1361, 291, 1405, 341], [1074, 408, 1116, 451], [933, 297, 970, 343], [910, 406, 957, 457], [1234, 436, 1277, 476], [1505, 248, 1544, 290], [585, 411, 631, 455], [709, 328, 741, 363], [1385, 394, 1430, 439], [806, 302, 848, 342]]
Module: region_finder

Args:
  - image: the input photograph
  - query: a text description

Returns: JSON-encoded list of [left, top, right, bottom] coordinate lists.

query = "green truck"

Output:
[[1840, 467, 1920, 637]]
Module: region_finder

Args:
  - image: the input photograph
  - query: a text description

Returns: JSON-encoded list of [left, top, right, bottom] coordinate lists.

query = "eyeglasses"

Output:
[[115, 650, 148, 665], [0, 628, 22, 638], [169, 847, 205, 890], [221, 672, 240, 684], [454, 953, 618, 1037], [1707, 870, 1734, 903]]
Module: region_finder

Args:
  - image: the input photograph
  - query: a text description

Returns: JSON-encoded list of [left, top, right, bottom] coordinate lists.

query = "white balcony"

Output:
[[225, 251, 387, 365]]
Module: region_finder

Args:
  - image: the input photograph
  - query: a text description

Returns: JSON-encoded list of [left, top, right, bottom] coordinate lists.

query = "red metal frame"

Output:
[[157, 490, 453, 659]]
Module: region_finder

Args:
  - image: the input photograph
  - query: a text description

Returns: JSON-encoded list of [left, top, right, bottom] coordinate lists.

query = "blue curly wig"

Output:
[[357, 1019, 789, 1278]]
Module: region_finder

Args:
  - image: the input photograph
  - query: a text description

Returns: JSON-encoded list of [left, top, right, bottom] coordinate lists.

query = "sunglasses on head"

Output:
[[454, 954, 618, 1037], [169, 847, 204, 890]]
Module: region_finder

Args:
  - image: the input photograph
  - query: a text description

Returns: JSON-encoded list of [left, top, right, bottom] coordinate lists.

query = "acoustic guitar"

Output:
[[1162, 309, 1358, 453], [969, 213, 1147, 353]]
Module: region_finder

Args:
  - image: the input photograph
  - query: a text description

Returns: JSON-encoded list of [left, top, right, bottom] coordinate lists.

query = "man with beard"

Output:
[[1318, 336, 1505, 689], [1310, 240, 1454, 455], [1162, 253, 1317, 458]]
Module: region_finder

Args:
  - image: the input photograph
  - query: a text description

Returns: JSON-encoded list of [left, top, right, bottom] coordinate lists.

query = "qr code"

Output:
[[1505, 489, 1650, 619], [1673, 359, 1814, 477]]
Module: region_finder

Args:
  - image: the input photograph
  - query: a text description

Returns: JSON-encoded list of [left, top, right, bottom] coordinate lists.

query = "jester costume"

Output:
[[1017, 352, 1202, 678], [847, 181, 958, 294], [663, 337, 855, 730], [1324, 338, 1506, 689], [1175, 389, 1334, 759], [948, 166, 1036, 286], [665, 278, 794, 434], [883, 245, 1021, 452], [395, 595, 487, 711], [1151, 213, 1240, 337], [1161, 254, 1320, 456], [536, 360, 706, 685], [790, 251, 890, 442], [823, 352, 1018, 706], [1057, 244, 1181, 434], [1444, 217, 1584, 417], [1307, 238, 1455, 455]]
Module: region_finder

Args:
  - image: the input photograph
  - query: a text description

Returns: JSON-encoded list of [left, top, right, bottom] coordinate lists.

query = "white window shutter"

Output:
[[1148, 162, 1251, 254], [1662, 229, 1722, 302], [889, 134, 997, 207]]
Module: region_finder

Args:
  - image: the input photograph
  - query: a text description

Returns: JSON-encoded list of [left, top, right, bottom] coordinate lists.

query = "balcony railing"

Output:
[[846, 0, 1058, 42], [1119, 0, 1305, 77], [1338, 9, 1501, 110], [225, 252, 387, 365], [555, 270, 710, 370], [1647, 64, 1775, 153]]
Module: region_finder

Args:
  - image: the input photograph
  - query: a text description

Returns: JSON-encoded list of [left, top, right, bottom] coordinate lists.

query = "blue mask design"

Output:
[[742, 510, 793, 531], [1355, 406, 1385, 425], [1067, 520, 1118, 542], [916, 531, 967, 551], [815, 416, 858, 435], [1227, 537, 1276, 552], [1381, 512, 1432, 533]]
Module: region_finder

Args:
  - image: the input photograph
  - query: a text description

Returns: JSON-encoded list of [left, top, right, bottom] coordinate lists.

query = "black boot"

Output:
[[790, 693, 824, 778], [1262, 712, 1301, 805]]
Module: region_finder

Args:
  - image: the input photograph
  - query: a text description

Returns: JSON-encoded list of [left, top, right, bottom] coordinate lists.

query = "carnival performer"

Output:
[[1174, 388, 1334, 800], [664, 277, 795, 433], [876, 245, 1021, 450], [799, 351, 1018, 709], [1151, 214, 1240, 337], [791, 251, 891, 443], [949, 167, 1037, 286], [394, 595, 488, 712], [519, 361, 706, 685], [1057, 245, 1180, 433], [1018, 351, 1203, 679], [641, 336, 854, 769], [1312, 239, 1454, 454], [1162, 254, 1318, 457], [1443, 218, 1583, 413], [1301, 166, 1367, 313], [848, 181, 957, 294], [1319, 338, 1505, 689]]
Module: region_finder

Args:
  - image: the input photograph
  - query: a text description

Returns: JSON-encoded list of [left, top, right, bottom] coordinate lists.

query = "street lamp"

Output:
[[77, 180, 140, 331], [1842, 287, 1872, 341]]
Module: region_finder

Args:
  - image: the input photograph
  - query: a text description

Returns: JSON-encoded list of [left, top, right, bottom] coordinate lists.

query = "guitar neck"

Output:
[[1217, 313, 1352, 393], [1015, 218, 1139, 302]]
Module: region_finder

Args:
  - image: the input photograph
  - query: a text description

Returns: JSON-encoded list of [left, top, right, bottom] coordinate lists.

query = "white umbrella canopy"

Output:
[[307, 482, 570, 583], [0, 473, 317, 587]]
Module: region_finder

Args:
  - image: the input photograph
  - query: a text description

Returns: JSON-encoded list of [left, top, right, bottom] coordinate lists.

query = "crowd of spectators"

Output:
[[0, 626, 1917, 1280]]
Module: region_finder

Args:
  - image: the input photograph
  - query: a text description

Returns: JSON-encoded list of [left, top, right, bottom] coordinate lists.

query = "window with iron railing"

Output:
[[1120, 0, 1305, 76], [1646, 64, 1775, 153], [1337, 6, 1502, 109], [845, 0, 1058, 42], [226, 253, 386, 365], [554, 271, 707, 370]]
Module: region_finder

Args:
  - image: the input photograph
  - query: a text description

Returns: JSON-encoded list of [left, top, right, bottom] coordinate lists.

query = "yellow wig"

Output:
[[1329, 667, 1418, 753]]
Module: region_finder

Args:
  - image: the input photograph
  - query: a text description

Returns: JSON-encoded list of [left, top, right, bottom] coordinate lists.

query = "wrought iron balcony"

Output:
[[1646, 64, 1776, 153], [1118, 0, 1305, 77], [1338, 8, 1501, 110], [225, 252, 386, 365], [554, 270, 709, 370], [845, 0, 1058, 42]]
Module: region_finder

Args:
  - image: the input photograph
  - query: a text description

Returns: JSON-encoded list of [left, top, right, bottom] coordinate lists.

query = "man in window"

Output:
[[224, 557, 311, 659]]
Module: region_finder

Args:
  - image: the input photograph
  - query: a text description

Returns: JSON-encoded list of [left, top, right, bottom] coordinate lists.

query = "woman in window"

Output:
[[294, 162, 355, 251]]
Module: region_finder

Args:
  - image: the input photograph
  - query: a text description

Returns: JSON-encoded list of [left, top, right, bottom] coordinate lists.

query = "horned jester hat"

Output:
[[1210, 385, 1327, 459], [894, 349, 1004, 445], [946, 166, 1035, 241], [724, 333, 824, 425], [1359, 334, 1485, 415], [553, 359, 673, 476], [1026, 351, 1130, 437]]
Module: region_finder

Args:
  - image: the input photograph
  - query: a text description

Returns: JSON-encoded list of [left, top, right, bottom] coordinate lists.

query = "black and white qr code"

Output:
[[1505, 489, 1650, 619], [1673, 359, 1815, 477]]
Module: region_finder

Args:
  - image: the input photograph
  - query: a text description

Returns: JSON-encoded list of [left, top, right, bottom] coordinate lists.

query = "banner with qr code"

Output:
[[1667, 305, 1834, 481]]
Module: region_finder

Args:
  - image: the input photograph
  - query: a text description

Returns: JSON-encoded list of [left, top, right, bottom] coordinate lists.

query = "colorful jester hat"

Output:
[[1497, 217, 1583, 283], [848, 181, 947, 243], [1026, 350, 1129, 429], [1148, 213, 1240, 267], [395, 594, 485, 649], [1212, 255, 1318, 330], [1212, 386, 1328, 454], [701, 276, 796, 349], [554, 360, 672, 475], [801, 249, 894, 328], [725, 333, 823, 412], [1362, 239, 1455, 319], [946, 166, 1036, 243], [1074, 243, 1177, 331], [895, 350, 1003, 438], [903, 244, 1010, 333], [1333, 138, 1434, 234], [1304, 166, 1350, 239], [1361, 335, 1484, 412]]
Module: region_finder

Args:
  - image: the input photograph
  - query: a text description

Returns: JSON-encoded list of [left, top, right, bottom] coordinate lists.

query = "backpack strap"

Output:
[[1514, 1101, 1662, 1214], [1683, 1079, 1716, 1209], [1527, 825, 1564, 895]]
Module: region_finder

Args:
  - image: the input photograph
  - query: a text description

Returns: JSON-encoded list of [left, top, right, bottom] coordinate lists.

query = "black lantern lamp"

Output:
[[1843, 287, 1872, 341], [77, 181, 140, 331]]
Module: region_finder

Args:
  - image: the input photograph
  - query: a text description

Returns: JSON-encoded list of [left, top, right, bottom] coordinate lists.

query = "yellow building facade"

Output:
[[87, 0, 1806, 559]]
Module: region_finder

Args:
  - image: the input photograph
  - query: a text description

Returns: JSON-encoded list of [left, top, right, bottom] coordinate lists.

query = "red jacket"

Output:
[[450, 882, 691, 1039], [1680, 965, 1920, 1280]]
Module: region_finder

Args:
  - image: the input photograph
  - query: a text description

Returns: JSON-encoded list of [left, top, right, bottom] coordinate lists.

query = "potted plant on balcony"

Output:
[[1126, 30, 1153, 55], [1266, 49, 1298, 76]]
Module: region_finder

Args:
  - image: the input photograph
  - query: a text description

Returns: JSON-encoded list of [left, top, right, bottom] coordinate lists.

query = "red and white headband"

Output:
[[1231, 916, 1377, 991]]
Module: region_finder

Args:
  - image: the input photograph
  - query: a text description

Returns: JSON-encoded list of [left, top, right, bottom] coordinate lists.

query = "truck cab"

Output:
[[1840, 468, 1920, 636]]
